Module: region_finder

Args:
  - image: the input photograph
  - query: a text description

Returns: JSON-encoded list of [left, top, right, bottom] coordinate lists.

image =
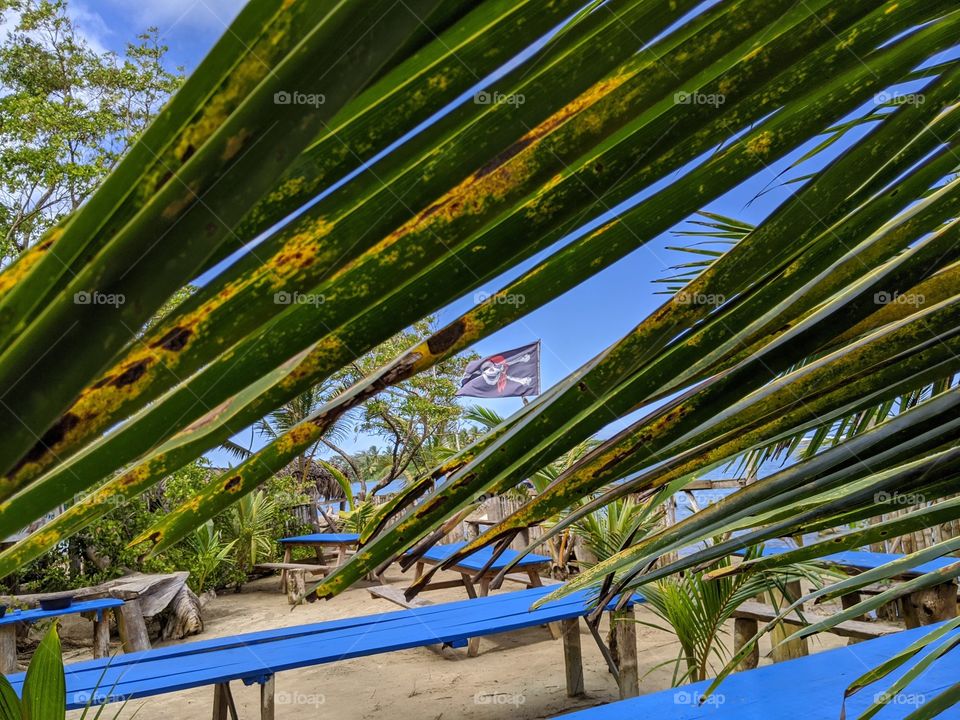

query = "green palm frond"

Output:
[[0, 2, 960, 714]]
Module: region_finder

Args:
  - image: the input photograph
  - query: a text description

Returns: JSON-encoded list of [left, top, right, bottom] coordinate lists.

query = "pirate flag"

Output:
[[456, 341, 541, 398]]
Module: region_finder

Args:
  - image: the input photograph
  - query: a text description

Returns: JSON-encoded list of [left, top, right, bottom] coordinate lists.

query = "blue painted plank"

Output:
[[753, 547, 958, 578], [6, 586, 637, 709], [0, 598, 123, 627], [561, 622, 960, 719], [416, 541, 551, 571], [279, 533, 360, 544]]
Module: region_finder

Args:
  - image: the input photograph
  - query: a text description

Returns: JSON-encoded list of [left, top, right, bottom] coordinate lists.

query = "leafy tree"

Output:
[[327, 317, 476, 496], [0, 0, 182, 262]]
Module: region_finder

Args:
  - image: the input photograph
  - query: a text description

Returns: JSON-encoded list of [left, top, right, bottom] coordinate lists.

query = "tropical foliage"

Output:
[[1, 0, 960, 715], [641, 550, 827, 685]]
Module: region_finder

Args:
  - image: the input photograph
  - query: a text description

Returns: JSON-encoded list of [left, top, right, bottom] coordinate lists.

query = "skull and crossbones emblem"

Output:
[[479, 351, 533, 393]]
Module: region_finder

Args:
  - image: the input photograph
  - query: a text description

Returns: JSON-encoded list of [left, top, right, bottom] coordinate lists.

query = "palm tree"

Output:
[[1, 1, 959, 713]]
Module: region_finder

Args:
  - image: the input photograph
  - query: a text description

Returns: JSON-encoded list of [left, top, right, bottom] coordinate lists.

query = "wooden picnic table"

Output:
[[279, 532, 359, 565], [463, 518, 533, 546], [411, 541, 552, 598], [274, 533, 360, 593], [406, 541, 555, 655], [0, 598, 124, 673], [753, 546, 959, 628]]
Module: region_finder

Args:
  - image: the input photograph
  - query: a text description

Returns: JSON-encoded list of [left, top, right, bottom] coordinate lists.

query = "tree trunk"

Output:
[[160, 584, 204, 641]]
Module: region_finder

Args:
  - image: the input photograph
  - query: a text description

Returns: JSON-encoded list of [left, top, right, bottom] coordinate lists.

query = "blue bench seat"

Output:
[[559, 621, 960, 719], [7, 585, 638, 718]]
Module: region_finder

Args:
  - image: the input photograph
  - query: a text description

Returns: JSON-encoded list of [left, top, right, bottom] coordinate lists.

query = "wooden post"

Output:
[[286, 569, 306, 606], [733, 617, 759, 670], [0, 626, 17, 674], [612, 607, 639, 699], [116, 599, 150, 653], [770, 581, 808, 662], [561, 618, 585, 697], [841, 591, 865, 645], [261, 675, 275, 720], [212, 683, 230, 720], [280, 546, 292, 593], [93, 615, 111, 659], [903, 582, 958, 629]]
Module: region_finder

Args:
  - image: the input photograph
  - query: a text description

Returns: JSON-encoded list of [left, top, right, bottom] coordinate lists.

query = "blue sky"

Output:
[[68, 1, 954, 467]]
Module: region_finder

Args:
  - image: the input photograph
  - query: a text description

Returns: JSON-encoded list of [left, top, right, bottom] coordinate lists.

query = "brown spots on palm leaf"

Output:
[[0, 228, 62, 296], [359, 74, 633, 261], [266, 217, 335, 285], [5, 412, 82, 480]]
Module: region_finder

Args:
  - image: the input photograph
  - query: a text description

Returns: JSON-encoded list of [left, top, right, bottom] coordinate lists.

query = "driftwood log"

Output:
[[160, 584, 203, 640]]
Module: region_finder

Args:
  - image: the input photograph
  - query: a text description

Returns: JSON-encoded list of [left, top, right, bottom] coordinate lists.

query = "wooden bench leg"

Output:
[[612, 607, 639, 699], [116, 599, 150, 653], [903, 582, 958, 629], [93, 613, 111, 659], [212, 682, 239, 720], [287, 569, 306, 606], [261, 675, 275, 720], [526, 569, 562, 639], [770, 581, 808, 662], [462, 573, 482, 656], [733, 617, 759, 670], [0, 625, 17, 674], [280, 547, 292, 593], [841, 591, 865, 645], [562, 618, 585, 697]]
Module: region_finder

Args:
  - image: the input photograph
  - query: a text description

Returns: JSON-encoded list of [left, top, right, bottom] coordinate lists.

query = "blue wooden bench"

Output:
[[557, 621, 960, 719], [751, 546, 959, 628], [7, 585, 641, 719], [0, 598, 123, 673], [371, 541, 557, 655], [753, 546, 959, 578]]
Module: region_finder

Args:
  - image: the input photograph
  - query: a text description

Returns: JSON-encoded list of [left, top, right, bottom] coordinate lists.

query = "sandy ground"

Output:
[[43, 566, 848, 719]]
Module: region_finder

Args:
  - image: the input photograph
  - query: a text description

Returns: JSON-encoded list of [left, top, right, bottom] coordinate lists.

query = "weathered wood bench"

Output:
[[7, 585, 643, 719]]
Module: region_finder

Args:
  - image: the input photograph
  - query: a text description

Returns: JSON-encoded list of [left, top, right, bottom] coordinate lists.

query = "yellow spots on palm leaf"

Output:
[[746, 131, 773, 157], [0, 230, 60, 296]]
